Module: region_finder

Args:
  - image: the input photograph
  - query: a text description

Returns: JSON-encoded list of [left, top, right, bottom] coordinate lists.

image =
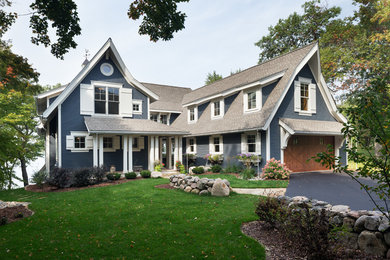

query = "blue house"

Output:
[[36, 38, 347, 174]]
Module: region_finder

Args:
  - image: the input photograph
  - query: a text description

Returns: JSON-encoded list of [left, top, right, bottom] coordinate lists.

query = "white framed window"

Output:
[[132, 100, 142, 114], [94, 85, 119, 115], [211, 99, 224, 119], [209, 135, 223, 154], [294, 77, 316, 115], [124, 136, 144, 152], [243, 88, 262, 113], [103, 137, 113, 148], [100, 63, 114, 76], [241, 132, 261, 154], [186, 137, 197, 154], [102, 135, 120, 152], [66, 131, 93, 152], [188, 106, 198, 123], [150, 113, 158, 122], [160, 114, 168, 124]]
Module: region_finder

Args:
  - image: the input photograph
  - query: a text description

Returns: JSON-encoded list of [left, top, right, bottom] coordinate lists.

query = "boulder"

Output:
[[196, 182, 206, 190], [387, 249, 390, 259], [199, 190, 209, 196], [190, 183, 197, 189], [193, 176, 200, 182], [379, 219, 390, 232], [348, 211, 360, 219], [172, 177, 178, 183], [365, 216, 381, 231], [358, 230, 387, 257], [384, 231, 390, 246], [337, 232, 359, 250], [207, 187, 212, 193], [211, 179, 230, 197], [184, 186, 192, 193], [343, 217, 356, 230], [354, 215, 369, 233], [191, 188, 200, 194], [291, 196, 309, 203], [222, 179, 230, 187], [330, 215, 343, 226], [179, 184, 185, 190], [313, 200, 329, 206], [331, 205, 351, 213]]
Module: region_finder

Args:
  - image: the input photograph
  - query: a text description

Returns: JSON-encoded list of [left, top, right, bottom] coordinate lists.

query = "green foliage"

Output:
[[30, 169, 47, 188], [314, 74, 390, 218], [255, 197, 285, 227], [47, 168, 73, 188], [125, 172, 137, 179], [240, 168, 255, 180], [204, 154, 223, 165], [211, 164, 222, 173], [48, 167, 105, 188], [205, 70, 223, 85], [128, 0, 189, 42], [223, 164, 243, 174], [106, 173, 121, 181], [179, 164, 186, 174], [262, 158, 291, 180], [192, 166, 204, 174], [140, 170, 151, 178], [0, 216, 7, 226]]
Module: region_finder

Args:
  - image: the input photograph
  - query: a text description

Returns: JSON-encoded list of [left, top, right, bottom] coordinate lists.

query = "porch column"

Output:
[[128, 136, 133, 172], [99, 135, 104, 167], [45, 122, 50, 174], [179, 137, 183, 163], [93, 134, 98, 167], [174, 136, 179, 170], [149, 136, 155, 171], [154, 136, 159, 162], [168, 137, 172, 169], [123, 135, 128, 172]]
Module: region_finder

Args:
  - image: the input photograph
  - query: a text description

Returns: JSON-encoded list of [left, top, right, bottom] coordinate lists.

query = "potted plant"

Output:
[[204, 154, 223, 165]]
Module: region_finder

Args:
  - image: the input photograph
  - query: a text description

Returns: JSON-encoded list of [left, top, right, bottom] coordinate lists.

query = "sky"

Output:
[[5, 0, 356, 187], [4, 0, 356, 90]]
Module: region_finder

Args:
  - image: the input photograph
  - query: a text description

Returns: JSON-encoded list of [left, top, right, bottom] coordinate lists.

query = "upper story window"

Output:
[[211, 99, 224, 119], [188, 106, 198, 123], [294, 77, 316, 115], [244, 88, 262, 113], [95, 86, 119, 115], [74, 136, 85, 149], [100, 63, 114, 76], [160, 114, 168, 124], [150, 114, 158, 122], [132, 100, 142, 114]]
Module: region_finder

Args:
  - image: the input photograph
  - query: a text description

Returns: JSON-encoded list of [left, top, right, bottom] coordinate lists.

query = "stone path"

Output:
[[232, 188, 286, 197]]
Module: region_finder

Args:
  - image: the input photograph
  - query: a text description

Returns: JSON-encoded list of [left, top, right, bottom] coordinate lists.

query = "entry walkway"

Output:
[[232, 188, 286, 197]]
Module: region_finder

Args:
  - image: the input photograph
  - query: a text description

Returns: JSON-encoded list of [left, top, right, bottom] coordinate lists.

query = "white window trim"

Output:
[[188, 106, 198, 124], [132, 99, 143, 115], [211, 99, 224, 120], [241, 131, 261, 154], [209, 135, 223, 154], [101, 134, 120, 152], [67, 131, 90, 153], [186, 137, 197, 154], [92, 81, 123, 116], [295, 77, 316, 116], [243, 88, 262, 113], [125, 136, 142, 152]]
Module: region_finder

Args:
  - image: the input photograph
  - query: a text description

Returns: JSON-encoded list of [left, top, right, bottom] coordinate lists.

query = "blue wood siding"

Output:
[[169, 113, 180, 125], [224, 93, 238, 113], [197, 102, 209, 119], [262, 81, 278, 106]]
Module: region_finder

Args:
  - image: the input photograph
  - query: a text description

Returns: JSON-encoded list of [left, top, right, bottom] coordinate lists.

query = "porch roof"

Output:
[[280, 118, 344, 136], [84, 117, 189, 135]]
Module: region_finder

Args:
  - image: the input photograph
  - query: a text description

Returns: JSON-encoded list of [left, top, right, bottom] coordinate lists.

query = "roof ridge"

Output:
[[187, 42, 317, 94], [142, 82, 192, 90]]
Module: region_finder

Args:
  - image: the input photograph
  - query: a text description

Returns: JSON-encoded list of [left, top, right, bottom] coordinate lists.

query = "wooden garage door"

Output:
[[284, 135, 334, 172]]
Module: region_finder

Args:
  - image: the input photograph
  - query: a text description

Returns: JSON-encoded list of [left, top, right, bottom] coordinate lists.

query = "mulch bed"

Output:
[[0, 205, 34, 224], [154, 183, 175, 189], [25, 178, 142, 193]]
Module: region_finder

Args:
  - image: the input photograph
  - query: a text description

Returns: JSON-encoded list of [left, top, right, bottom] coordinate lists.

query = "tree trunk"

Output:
[[20, 158, 29, 187]]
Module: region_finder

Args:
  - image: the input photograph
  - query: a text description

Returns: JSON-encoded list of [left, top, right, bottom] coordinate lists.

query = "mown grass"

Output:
[[204, 174, 289, 188], [0, 178, 265, 259]]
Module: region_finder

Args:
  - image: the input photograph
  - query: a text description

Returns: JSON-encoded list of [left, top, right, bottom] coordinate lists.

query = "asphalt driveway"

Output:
[[285, 171, 389, 211]]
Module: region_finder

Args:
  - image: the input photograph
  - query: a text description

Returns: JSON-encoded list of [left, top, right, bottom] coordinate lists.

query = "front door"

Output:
[[161, 137, 167, 168]]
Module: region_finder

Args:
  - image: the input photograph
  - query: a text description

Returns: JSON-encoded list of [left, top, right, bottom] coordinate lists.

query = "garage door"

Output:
[[284, 135, 334, 172]]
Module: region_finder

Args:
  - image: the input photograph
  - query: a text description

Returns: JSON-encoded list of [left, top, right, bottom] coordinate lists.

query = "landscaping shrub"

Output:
[[255, 197, 286, 228], [31, 169, 47, 188], [241, 168, 255, 180], [73, 168, 93, 187], [47, 167, 73, 188], [14, 212, 24, 218], [89, 167, 106, 184], [262, 158, 291, 180], [140, 170, 151, 178], [223, 164, 242, 174], [125, 172, 137, 179], [192, 166, 204, 174], [211, 164, 222, 173], [106, 173, 121, 181], [0, 216, 7, 226], [179, 164, 186, 174]]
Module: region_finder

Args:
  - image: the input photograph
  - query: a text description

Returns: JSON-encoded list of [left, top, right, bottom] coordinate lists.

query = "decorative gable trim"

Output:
[[42, 38, 159, 119]]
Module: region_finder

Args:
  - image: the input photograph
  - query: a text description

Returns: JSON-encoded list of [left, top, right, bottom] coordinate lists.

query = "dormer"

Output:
[[187, 106, 198, 124]]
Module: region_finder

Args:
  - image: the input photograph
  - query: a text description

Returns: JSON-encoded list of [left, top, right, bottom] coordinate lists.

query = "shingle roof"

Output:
[[280, 118, 343, 135], [142, 82, 191, 112], [172, 43, 318, 135], [84, 117, 188, 135]]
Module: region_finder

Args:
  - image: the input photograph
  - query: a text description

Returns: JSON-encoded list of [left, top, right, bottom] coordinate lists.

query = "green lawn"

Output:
[[0, 179, 265, 259], [205, 174, 289, 188]]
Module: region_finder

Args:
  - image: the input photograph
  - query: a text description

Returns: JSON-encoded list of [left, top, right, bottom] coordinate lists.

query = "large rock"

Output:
[[184, 186, 192, 193], [291, 196, 309, 203], [343, 217, 356, 230], [190, 183, 197, 189], [354, 215, 369, 233], [191, 188, 200, 194], [337, 232, 359, 250], [196, 181, 206, 190], [331, 205, 351, 213], [384, 231, 390, 246], [365, 216, 381, 231], [199, 190, 209, 196], [211, 179, 230, 197], [358, 230, 387, 257]]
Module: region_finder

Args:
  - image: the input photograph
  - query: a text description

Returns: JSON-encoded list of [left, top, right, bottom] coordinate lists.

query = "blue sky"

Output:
[[5, 0, 356, 90]]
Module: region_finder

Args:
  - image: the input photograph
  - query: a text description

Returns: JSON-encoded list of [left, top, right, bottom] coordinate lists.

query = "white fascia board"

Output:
[[108, 41, 159, 101], [319, 75, 347, 123], [37, 86, 66, 99], [182, 70, 285, 107], [88, 130, 188, 135], [279, 120, 295, 135], [262, 44, 319, 130], [43, 39, 112, 119], [184, 127, 261, 137], [150, 109, 182, 114]]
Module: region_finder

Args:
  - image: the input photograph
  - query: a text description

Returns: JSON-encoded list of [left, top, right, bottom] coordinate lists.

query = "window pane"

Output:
[[247, 135, 256, 144], [108, 102, 119, 114], [133, 137, 138, 149], [248, 144, 256, 153], [95, 101, 106, 114], [160, 115, 167, 124], [95, 87, 106, 101], [74, 136, 85, 149], [215, 144, 220, 153], [214, 101, 220, 116], [103, 137, 113, 148], [213, 137, 219, 145], [248, 92, 256, 109], [133, 104, 139, 111], [190, 108, 195, 121], [108, 88, 119, 101]]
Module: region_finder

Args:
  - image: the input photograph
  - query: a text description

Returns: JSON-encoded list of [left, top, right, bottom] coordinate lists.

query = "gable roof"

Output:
[[142, 82, 192, 113], [280, 118, 343, 135], [42, 38, 159, 119]]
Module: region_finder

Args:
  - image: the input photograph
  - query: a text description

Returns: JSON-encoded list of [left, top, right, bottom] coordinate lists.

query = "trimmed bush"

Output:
[[106, 173, 121, 181], [47, 167, 73, 188], [241, 168, 256, 180], [73, 168, 93, 187], [125, 172, 137, 179], [262, 158, 291, 180], [89, 167, 106, 184], [223, 164, 243, 174], [211, 164, 222, 173], [48, 167, 106, 188], [31, 169, 47, 188], [140, 170, 151, 178], [192, 166, 204, 174]]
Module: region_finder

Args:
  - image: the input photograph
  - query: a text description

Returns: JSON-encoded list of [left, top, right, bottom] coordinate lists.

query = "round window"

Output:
[[100, 63, 114, 76]]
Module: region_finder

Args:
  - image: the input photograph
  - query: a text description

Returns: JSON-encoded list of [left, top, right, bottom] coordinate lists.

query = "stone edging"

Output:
[[169, 174, 232, 196]]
